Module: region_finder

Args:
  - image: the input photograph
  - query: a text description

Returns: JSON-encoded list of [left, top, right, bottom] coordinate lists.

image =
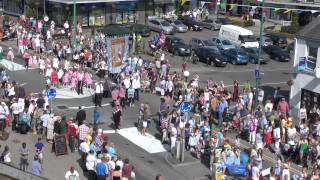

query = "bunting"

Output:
[[218, 3, 320, 14], [229, 4, 236, 11]]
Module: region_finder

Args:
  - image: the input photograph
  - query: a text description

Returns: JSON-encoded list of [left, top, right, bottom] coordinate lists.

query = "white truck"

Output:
[[218, 25, 259, 48]]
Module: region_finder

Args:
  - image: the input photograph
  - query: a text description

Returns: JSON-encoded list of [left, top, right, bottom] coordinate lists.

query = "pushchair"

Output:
[[17, 114, 30, 134]]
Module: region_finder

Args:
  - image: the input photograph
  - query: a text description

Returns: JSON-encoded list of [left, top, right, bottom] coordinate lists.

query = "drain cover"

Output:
[[56, 105, 68, 110]]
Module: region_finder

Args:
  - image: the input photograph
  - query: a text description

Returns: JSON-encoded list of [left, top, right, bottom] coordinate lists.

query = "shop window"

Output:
[[116, 11, 136, 24], [89, 9, 106, 27], [306, 46, 318, 71]]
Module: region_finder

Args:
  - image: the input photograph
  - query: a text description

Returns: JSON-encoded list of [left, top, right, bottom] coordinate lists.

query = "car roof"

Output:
[[167, 36, 182, 40]]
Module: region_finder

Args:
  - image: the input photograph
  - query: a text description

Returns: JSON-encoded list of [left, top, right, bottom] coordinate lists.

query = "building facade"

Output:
[[290, 16, 320, 117]]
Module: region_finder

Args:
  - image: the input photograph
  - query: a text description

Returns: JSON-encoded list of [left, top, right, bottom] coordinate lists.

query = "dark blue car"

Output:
[[222, 48, 249, 65]]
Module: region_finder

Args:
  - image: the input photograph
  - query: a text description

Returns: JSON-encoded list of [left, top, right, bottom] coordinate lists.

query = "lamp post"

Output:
[[255, 0, 265, 109], [73, 0, 77, 50]]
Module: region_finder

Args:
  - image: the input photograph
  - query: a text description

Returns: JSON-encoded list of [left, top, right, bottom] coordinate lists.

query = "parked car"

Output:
[[165, 36, 191, 56], [216, 18, 232, 25], [212, 37, 235, 50], [199, 19, 222, 30], [148, 19, 175, 35], [121, 23, 151, 37], [179, 16, 203, 31], [257, 36, 273, 46], [243, 47, 270, 64], [190, 38, 216, 50], [221, 48, 249, 65], [262, 45, 291, 61], [265, 33, 288, 48], [165, 19, 188, 33], [193, 46, 227, 67]]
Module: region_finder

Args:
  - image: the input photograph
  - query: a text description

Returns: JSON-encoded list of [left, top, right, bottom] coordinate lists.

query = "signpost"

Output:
[[180, 101, 191, 113], [47, 88, 56, 113]]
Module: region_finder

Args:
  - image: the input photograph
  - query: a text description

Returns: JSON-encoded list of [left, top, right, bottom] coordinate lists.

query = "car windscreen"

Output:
[[222, 40, 232, 45], [203, 40, 215, 46], [174, 20, 183, 25], [239, 35, 257, 42], [173, 38, 184, 44], [161, 21, 171, 26]]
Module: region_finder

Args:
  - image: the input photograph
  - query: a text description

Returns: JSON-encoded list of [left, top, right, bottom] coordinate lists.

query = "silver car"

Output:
[[167, 19, 188, 33], [200, 19, 222, 30], [190, 38, 216, 50], [148, 19, 175, 35]]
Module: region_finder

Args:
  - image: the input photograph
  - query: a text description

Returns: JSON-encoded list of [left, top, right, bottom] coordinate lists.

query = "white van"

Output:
[[218, 25, 259, 48]]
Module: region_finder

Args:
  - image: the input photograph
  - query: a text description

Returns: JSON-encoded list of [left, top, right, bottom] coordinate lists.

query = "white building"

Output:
[[290, 16, 320, 117]]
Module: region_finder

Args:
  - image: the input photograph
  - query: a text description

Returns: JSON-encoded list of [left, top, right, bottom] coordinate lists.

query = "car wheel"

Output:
[[275, 57, 280, 61], [191, 27, 195, 31], [210, 59, 215, 66], [206, 57, 211, 65], [173, 50, 179, 56], [250, 58, 255, 64], [232, 59, 237, 65]]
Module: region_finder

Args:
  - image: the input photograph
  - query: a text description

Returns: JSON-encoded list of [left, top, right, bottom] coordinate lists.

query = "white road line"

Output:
[[224, 81, 287, 88], [68, 103, 110, 110], [104, 127, 169, 154]]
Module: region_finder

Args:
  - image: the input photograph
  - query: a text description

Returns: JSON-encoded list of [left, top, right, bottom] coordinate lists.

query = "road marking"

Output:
[[68, 103, 110, 110], [207, 68, 291, 73], [105, 127, 168, 154], [54, 87, 94, 99], [0, 59, 37, 71], [224, 81, 288, 88]]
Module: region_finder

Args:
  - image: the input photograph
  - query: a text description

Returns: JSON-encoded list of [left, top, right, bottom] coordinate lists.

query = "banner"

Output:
[[106, 36, 129, 74], [229, 4, 237, 11]]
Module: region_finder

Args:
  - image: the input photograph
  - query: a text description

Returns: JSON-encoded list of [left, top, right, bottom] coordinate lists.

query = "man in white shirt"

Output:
[[10, 99, 19, 131], [86, 150, 97, 179], [63, 21, 69, 35], [131, 75, 140, 101], [251, 162, 260, 180], [95, 82, 104, 107], [65, 166, 80, 180]]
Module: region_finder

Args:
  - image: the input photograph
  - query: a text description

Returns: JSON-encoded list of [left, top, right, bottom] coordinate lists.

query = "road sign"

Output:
[[180, 101, 191, 113], [255, 69, 261, 79], [47, 88, 56, 99]]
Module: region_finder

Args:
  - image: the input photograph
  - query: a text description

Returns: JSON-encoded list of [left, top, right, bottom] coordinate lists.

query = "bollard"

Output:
[[175, 139, 181, 160], [180, 138, 185, 162]]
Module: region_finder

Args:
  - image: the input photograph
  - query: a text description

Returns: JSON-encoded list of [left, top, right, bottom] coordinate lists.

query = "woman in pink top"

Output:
[[84, 71, 93, 89], [70, 70, 78, 91], [63, 70, 70, 87]]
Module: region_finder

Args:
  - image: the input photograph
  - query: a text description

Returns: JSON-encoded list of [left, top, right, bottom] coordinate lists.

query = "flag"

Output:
[[181, 0, 188, 5], [219, 2, 226, 10], [311, 10, 318, 14], [229, 4, 236, 11], [284, 8, 291, 13], [273, 8, 280, 12]]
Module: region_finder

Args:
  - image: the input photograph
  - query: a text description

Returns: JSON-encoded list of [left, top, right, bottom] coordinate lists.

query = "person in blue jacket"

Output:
[[93, 107, 101, 125]]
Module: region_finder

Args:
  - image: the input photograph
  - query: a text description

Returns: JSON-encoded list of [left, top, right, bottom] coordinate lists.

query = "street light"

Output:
[[255, 0, 265, 109], [73, 0, 77, 50]]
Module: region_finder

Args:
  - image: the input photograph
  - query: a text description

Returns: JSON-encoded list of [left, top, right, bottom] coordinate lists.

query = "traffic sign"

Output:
[[180, 101, 191, 113], [47, 88, 56, 99], [255, 69, 261, 79]]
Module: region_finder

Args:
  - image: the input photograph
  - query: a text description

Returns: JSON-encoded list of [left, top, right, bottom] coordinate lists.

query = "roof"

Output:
[[48, 0, 136, 4], [99, 25, 132, 36], [221, 25, 253, 35], [296, 16, 320, 42]]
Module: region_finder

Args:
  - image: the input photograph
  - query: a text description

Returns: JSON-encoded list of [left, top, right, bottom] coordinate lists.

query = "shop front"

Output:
[[301, 89, 320, 116], [115, 1, 137, 24]]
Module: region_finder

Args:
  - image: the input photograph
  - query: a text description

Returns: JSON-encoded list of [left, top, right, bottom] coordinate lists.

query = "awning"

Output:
[[99, 24, 132, 36], [48, 0, 136, 5]]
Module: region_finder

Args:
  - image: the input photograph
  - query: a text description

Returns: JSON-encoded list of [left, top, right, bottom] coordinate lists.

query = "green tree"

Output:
[[288, 13, 300, 34]]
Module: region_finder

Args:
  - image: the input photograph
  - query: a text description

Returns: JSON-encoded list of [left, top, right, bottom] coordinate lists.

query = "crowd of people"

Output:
[[0, 12, 319, 180]]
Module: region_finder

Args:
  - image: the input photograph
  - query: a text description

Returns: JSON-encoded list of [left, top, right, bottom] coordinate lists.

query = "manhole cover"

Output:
[[56, 105, 68, 110], [12, 139, 20, 143]]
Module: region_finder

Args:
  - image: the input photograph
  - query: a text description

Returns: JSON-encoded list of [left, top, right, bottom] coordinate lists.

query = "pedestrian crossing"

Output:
[[0, 59, 37, 71], [55, 87, 94, 99], [104, 127, 169, 154]]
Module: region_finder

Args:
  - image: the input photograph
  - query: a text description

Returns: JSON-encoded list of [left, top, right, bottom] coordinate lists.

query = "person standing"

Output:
[[132, 75, 140, 102], [86, 150, 97, 180], [1, 145, 11, 164], [22, 50, 30, 70], [95, 82, 104, 107], [19, 142, 29, 171], [65, 166, 80, 180], [122, 158, 133, 180], [40, 110, 50, 140], [77, 70, 84, 95], [216, 100, 225, 128], [93, 107, 101, 125], [113, 105, 122, 132], [96, 156, 108, 180], [75, 106, 86, 125], [31, 156, 42, 176]]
